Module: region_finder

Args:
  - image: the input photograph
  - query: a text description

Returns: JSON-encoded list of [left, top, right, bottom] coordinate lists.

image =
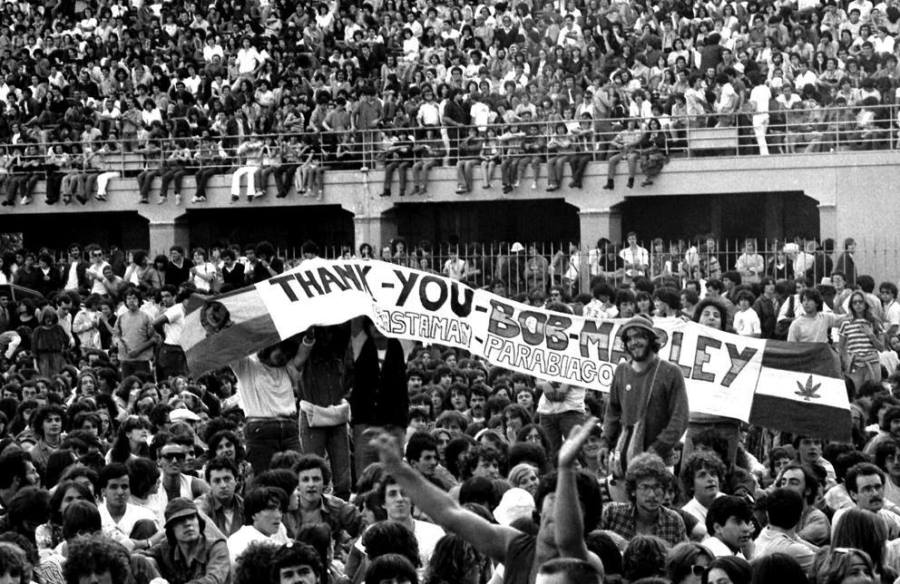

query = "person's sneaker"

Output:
[[174, 194, 182, 205], [627, 177, 634, 188], [139, 197, 148, 204], [22, 196, 32, 205], [602, 179, 614, 190], [531, 182, 537, 190], [230, 194, 239, 202], [157, 196, 167, 205]]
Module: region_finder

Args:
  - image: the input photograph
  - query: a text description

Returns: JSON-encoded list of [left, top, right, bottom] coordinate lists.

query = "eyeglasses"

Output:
[[690, 565, 708, 577], [162, 452, 187, 461], [636, 483, 665, 494]]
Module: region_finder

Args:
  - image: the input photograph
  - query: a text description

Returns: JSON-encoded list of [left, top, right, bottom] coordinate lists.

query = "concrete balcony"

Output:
[[1, 149, 897, 264]]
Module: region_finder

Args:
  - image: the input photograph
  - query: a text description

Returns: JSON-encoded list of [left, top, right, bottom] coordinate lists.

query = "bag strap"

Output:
[[637, 358, 662, 420]]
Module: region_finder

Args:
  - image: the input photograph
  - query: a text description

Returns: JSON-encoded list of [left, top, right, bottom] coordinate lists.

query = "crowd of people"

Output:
[[0, 0, 899, 582], [0, 228, 890, 584], [0, 0, 898, 206]]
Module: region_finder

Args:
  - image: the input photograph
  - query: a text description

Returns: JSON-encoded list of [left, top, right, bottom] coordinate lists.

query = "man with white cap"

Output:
[[599, 314, 689, 484], [144, 498, 231, 584]]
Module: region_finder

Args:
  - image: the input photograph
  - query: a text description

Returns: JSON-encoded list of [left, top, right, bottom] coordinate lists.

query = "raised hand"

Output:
[[369, 431, 404, 467], [559, 417, 598, 469]]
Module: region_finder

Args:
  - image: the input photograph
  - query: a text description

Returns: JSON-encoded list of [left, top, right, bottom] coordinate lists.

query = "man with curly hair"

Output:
[[600, 452, 688, 547], [63, 534, 131, 584]]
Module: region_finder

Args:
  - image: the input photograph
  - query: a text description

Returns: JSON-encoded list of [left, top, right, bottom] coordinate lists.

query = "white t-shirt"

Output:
[[162, 303, 185, 345], [734, 308, 761, 337], [87, 261, 109, 295], [99, 502, 158, 551], [230, 354, 297, 418], [749, 85, 771, 114], [227, 524, 290, 563]]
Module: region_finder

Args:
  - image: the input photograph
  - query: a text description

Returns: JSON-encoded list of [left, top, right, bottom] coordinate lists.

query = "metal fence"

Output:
[[272, 237, 899, 296], [21, 235, 900, 296], [5, 102, 900, 177]]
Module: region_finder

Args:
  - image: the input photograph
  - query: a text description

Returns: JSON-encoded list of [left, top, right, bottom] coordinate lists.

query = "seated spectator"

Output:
[[144, 498, 230, 584], [227, 486, 290, 563], [703, 495, 754, 558], [774, 463, 830, 546], [753, 488, 818, 573], [600, 453, 687, 547], [195, 457, 244, 537]]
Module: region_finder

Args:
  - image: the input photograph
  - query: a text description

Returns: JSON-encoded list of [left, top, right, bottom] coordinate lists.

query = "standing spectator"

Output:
[[299, 326, 353, 500], [166, 247, 193, 287], [153, 285, 191, 381], [230, 337, 310, 473], [600, 314, 689, 482], [113, 289, 157, 378], [835, 238, 858, 287], [32, 307, 70, 378]]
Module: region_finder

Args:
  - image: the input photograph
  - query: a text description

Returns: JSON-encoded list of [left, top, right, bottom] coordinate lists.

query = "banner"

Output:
[[180, 259, 851, 441]]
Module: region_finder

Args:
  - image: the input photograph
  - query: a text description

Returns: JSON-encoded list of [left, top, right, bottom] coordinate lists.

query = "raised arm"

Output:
[[556, 418, 598, 561], [370, 433, 520, 563]]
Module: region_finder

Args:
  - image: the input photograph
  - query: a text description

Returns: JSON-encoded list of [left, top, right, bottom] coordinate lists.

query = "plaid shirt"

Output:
[[600, 502, 688, 547]]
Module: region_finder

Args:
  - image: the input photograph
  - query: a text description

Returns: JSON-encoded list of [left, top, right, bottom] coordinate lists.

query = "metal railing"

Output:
[[1, 103, 898, 182], [18, 236, 900, 296]]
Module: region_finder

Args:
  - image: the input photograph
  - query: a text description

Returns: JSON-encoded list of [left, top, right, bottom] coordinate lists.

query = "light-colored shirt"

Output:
[[99, 502, 158, 551], [231, 354, 297, 418], [226, 523, 289, 563], [162, 304, 185, 346], [754, 526, 818, 572]]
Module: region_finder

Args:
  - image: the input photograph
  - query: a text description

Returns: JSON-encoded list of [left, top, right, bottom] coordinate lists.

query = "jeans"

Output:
[[274, 163, 299, 197], [539, 410, 586, 458], [121, 360, 152, 379], [157, 343, 188, 380], [245, 418, 302, 475], [194, 168, 219, 198], [300, 414, 352, 500]]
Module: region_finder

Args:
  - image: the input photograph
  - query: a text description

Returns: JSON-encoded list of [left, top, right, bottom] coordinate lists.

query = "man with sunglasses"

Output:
[[158, 440, 210, 505]]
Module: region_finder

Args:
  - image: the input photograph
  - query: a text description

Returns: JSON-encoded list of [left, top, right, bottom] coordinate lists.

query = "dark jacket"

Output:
[[145, 512, 231, 584]]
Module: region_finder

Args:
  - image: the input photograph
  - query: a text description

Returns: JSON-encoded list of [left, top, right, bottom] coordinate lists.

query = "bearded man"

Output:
[[599, 314, 689, 479]]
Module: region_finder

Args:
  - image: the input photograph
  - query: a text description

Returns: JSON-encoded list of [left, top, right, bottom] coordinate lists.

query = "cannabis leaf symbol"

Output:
[[795, 375, 822, 401]]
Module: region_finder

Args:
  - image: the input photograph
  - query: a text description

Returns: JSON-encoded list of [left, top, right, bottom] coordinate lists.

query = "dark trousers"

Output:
[[245, 418, 302, 475], [138, 168, 163, 199], [157, 343, 188, 380], [300, 414, 351, 500], [274, 164, 299, 197], [159, 166, 188, 198], [194, 168, 219, 198]]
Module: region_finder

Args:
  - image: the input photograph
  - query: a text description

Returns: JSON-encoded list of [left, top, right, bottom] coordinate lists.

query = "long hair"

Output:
[[423, 534, 484, 584], [848, 290, 881, 329], [832, 508, 887, 570]]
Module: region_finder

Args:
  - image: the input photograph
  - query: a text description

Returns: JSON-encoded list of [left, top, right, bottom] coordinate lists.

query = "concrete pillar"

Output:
[[354, 214, 398, 252], [818, 203, 838, 244], [578, 208, 622, 249], [148, 221, 189, 255]]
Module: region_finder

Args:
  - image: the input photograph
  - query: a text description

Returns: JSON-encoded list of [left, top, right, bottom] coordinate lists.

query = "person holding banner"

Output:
[[600, 314, 689, 486], [230, 333, 312, 474]]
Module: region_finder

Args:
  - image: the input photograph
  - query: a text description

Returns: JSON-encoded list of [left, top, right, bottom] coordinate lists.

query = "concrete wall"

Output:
[[0, 150, 896, 279]]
